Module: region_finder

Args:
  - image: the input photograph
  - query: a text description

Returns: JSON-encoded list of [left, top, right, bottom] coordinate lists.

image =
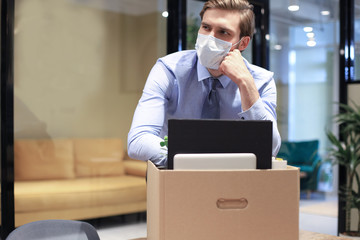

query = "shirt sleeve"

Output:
[[237, 77, 281, 156], [127, 60, 172, 166]]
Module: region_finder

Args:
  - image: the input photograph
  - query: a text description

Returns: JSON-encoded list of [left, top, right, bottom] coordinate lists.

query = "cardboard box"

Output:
[[147, 161, 300, 240]]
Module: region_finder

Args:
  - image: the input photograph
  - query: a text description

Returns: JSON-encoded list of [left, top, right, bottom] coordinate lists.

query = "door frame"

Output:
[[1, 0, 15, 238]]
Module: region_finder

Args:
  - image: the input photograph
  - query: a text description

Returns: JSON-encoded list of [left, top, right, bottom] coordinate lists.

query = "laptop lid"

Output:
[[173, 153, 257, 170], [167, 119, 272, 169]]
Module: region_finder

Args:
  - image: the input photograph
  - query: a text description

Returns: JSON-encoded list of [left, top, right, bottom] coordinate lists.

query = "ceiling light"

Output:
[[274, 45, 282, 50], [288, 5, 299, 11], [303, 27, 313, 32], [307, 39, 316, 47], [306, 32, 315, 38], [162, 11, 169, 18], [288, 0, 299, 12], [321, 10, 330, 16]]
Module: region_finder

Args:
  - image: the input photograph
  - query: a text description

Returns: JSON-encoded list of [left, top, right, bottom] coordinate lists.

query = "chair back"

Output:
[[6, 220, 100, 240], [277, 140, 319, 165]]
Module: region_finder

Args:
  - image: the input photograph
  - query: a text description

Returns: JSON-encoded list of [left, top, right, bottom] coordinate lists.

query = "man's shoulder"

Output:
[[244, 59, 274, 80], [159, 50, 197, 70]]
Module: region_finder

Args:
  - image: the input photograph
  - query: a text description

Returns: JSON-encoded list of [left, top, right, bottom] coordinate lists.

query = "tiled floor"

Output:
[[92, 193, 338, 240], [299, 192, 338, 236], [97, 221, 147, 240], [89, 214, 147, 240], [300, 213, 337, 236]]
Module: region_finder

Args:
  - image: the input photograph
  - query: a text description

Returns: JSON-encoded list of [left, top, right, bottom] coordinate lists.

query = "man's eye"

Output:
[[202, 25, 210, 30], [220, 30, 229, 35]]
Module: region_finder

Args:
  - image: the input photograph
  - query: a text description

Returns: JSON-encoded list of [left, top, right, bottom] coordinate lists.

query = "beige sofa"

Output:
[[5, 138, 147, 227]]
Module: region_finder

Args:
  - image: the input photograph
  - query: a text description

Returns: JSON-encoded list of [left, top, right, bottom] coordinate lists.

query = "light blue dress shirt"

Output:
[[128, 50, 281, 166]]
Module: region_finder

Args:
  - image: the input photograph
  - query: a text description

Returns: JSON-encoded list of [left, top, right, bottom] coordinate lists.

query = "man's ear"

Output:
[[238, 36, 251, 51]]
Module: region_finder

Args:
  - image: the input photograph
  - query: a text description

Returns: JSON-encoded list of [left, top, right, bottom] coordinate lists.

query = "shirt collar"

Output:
[[197, 60, 212, 81], [196, 58, 247, 89]]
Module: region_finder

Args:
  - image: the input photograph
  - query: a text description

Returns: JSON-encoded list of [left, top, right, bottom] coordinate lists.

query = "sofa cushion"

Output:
[[74, 138, 125, 177], [14, 176, 146, 212], [14, 139, 75, 181], [123, 159, 147, 178]]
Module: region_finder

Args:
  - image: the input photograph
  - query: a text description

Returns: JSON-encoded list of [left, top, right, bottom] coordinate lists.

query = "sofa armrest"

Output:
[[123, 159, 147, 178], [312, 156, 322, 169]]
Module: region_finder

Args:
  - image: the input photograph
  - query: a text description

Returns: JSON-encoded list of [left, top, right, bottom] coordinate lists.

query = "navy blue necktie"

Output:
[[201, 78, 221, 119]]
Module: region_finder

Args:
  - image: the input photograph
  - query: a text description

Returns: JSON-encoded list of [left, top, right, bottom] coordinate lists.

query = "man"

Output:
[[128, 0, 281, 167]]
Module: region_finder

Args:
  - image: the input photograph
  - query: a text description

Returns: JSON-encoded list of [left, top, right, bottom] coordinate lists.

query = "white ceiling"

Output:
[[271, 0, 339, 25]]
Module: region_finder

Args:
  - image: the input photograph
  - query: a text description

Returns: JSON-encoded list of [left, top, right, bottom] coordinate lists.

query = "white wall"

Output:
[[14, 0, 166, 145]]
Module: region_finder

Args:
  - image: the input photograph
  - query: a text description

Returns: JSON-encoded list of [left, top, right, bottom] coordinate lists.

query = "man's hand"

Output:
[[220, 49, 252, 86], [219, 49, 260, 111]]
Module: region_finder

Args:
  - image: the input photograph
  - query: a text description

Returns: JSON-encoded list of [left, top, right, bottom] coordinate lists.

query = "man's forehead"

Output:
[[202, 8, 241, 31]]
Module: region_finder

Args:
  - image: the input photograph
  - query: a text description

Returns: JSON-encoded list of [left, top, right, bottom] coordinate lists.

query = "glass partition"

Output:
[[187, 0, 203, 50], [270, 0, 339, 230], [13, 0, 166, 228], [270, 0, 339, 234], [270, 0, 339, 155]]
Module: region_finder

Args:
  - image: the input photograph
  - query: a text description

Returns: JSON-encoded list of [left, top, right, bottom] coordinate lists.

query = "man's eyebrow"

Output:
[[219, 26, 234, 33], [201, 21, 234, 33], [201, 21, 210, 26]]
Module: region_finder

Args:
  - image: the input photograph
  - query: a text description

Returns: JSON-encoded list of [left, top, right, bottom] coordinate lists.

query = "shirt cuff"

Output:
[[237, 98, 267, 120], [148, 143, 168, 167]]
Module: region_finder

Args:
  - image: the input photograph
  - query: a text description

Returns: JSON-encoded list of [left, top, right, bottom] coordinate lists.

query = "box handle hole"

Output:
[[216, 198, 248, 209]]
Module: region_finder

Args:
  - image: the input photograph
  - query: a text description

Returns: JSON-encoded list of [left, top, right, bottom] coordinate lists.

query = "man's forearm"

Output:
[[127, 131, 167, 166]]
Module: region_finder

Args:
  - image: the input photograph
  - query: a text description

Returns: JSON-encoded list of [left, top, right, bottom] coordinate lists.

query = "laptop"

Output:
[[173, 153, 257, 170], [167, 119, 273, 169]]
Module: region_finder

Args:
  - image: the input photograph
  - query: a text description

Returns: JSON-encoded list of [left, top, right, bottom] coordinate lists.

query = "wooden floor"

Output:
[[91, 193, 338, 240]]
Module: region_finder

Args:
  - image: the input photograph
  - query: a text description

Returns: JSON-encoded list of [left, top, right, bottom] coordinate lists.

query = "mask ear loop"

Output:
[[232, 37, 244, 46], [232, 37, 244, 49]]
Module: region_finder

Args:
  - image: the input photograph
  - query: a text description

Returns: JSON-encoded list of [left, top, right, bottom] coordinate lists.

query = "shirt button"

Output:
[[241, 117, 245, 120]]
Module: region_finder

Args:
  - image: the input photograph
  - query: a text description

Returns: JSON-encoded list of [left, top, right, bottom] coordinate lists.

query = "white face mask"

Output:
[[195, 33, 241, 70]]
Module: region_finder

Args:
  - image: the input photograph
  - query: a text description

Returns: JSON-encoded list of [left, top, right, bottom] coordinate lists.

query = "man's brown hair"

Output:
[[199, 0, 255, 39]]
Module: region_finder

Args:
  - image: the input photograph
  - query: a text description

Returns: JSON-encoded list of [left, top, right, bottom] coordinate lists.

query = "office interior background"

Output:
[[1, 0, 360, 238]]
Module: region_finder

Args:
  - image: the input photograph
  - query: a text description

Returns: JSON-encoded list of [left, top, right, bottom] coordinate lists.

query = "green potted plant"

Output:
[[326, 102, 360, 238]]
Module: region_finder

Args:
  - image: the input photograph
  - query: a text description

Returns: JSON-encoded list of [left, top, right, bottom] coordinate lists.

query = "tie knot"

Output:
[[209, 78, 221, 90]]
